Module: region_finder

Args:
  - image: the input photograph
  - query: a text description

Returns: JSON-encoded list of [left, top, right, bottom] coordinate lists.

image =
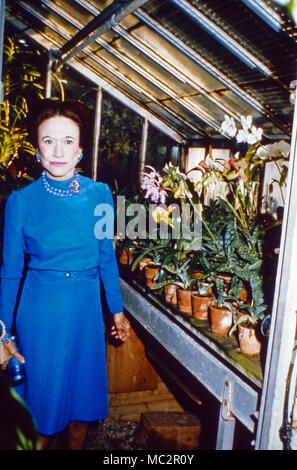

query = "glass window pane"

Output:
[[146, 124, 180, 172], [97, 92, 143, 192]]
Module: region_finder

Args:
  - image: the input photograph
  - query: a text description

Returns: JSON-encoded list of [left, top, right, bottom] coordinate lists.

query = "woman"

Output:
[[0, 98, 130, 449]]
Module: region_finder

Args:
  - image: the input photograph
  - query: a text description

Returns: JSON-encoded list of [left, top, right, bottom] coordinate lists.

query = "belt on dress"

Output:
[[27, 267, 99, 279]]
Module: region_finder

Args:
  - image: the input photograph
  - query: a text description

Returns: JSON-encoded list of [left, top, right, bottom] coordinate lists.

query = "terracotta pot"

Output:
[[118, 248, 134, 266], [238, 286, 248, 302], [144, 266, 160, 287], [217, 273, 232, 294], [191, 271, 204, 279], [201, 282, 214, 296], [209, 305, 232, 335], [192, 294, 214, 321], [237, 310, 249, 320], [177, 288, 196, 315], [138, 256, 153, 272], [238, 324, 261, 355], [191, 272, 214, 295], [164, 284, 178, 306], [217, 273, 232, 283]]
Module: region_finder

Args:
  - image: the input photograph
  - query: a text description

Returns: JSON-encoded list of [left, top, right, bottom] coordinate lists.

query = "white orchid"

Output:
[[240, 115, 252, 130], [236, 128, 250, 144], [220, 115, 237, 138], [256, 140, 290, 160], [221, 114, 263, 145], [247, 125, 263, 145]]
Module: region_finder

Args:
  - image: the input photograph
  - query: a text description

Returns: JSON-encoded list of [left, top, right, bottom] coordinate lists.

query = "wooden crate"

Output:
[[140, 411, 202, 450]]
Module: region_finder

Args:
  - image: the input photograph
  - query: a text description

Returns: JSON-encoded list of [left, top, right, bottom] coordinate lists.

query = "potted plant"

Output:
[[116, 238, 137, 266], [209, 277, 237, 335], [113, 188, 144, 267], [229, 302, 266, 355], [226, 257, 267, 355], [149, 256, 200, 315], [130, 231, 174, 286], [192, 276, 215, 321], [157, 246, 182, 306]]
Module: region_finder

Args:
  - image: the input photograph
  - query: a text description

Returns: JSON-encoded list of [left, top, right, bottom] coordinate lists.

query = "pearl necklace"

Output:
[[41, 170, 80, 197]]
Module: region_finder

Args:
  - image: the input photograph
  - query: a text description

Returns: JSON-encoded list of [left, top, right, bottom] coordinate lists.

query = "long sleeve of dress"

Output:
[[98, 184, 123, 314], [0, 191, 25, 333]]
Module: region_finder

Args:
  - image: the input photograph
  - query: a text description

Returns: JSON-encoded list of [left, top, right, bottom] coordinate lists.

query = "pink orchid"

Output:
[[141, 165, 169, 204]]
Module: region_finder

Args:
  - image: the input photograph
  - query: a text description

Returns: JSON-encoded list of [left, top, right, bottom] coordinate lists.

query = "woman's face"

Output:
[[37, 115, 82, 180]]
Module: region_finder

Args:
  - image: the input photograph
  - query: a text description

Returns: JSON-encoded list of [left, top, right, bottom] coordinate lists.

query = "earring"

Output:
[[36, 150, 41, 162], [78, 151, 83, 162]]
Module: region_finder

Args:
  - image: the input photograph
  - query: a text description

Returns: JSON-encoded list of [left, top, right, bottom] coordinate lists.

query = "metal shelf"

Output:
[[120, 275, 262, 449]]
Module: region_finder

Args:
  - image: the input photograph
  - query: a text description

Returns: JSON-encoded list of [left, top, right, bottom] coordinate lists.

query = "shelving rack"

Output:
[[120, 275, 261, 449]]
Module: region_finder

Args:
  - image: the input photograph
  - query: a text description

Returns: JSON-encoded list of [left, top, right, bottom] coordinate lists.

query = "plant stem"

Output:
[[188, 197, 221, 252]]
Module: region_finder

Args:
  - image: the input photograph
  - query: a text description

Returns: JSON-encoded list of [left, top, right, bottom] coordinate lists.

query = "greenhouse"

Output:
[[0, 0, 297, 452]]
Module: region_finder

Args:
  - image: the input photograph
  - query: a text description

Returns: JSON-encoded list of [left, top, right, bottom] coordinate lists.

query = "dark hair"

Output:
[[26, 98, 91, 149]]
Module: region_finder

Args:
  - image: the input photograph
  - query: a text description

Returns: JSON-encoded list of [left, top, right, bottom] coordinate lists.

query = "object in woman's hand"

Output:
[[0, 320, 10, 365], [7, 336, 26, 386]]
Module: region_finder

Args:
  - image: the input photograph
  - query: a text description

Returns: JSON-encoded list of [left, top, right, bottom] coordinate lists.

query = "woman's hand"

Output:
[[0, 339, 25, 370], [110, 312, 131, 342]]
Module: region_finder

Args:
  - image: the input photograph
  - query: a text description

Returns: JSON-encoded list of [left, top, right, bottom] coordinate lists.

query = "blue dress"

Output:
[[0, 173, 123, 435]]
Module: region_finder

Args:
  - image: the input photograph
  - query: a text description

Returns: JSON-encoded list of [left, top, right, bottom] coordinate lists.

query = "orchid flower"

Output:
[[240, 115, 252, 130], [220, 115, 237, 138], [220, 114, 263, 145], [141, 165, 169, 203], [247, 126, 263, 145], [152, 205, 175, 227], [236, 119, 263, 144], [256, 140, 290, 159], [236, 128, 250, 143]]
